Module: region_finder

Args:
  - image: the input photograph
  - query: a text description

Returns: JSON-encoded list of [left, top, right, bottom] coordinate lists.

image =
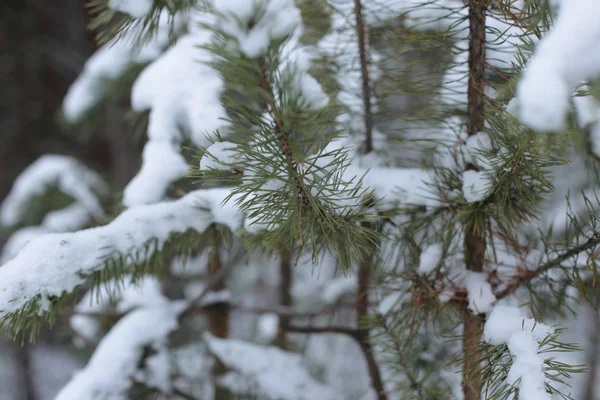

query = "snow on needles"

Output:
[[125, 28, 227, 206], [517, 0, 600, 132], [0, 189, 240, 317], [484, 306, 555, 400], [205, 334, 339, 399], [108, 0, 153, 18], [63, 11, 180, 122], [56, 302, 185, 400], [0, 155, 105, 227]]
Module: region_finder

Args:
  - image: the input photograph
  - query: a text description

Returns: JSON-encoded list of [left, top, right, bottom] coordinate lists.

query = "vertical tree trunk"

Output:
[[204, 232, 229, 339], [357, 223, 387, 400], [353, 0, 374, 152], [277, 248, 293, 349], [463, 1, 489, 399], [15, 342, 36, 400]]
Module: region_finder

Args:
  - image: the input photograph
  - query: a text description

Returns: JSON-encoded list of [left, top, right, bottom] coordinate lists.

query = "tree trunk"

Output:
[[463, 1, 489, 399], [277, 248, 293, 349], [357, 223, 387, 400]]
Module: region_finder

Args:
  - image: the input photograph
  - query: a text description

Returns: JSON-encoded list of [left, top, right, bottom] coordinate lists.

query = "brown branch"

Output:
[[353, 0, 374, 153], [286, 325, 360, 338], [258, 65, 312, 208], [494, 232, 600, 300], [288, 321, 388, 399], [172, 386, 201, 400]]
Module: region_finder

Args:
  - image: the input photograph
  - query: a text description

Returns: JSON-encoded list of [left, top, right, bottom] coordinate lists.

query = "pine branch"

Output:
[[376, 313, 424, 398], [494, 231, 600, 300], [258, 64, 313, 209]]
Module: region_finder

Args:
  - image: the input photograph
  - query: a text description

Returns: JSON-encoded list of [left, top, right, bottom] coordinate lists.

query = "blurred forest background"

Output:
[[1, 1, 141, 398]]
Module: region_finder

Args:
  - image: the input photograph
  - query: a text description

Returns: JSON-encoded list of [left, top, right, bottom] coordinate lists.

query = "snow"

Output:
[[257, 313, 279, 342], [214, 0, 302, 58], [125, 29, 227, 206], [573, 89, 598, 127], [517, 0, 600, 132], [465, 132, 493, 170], [2, 204, 94, 263], [418, 243, 443, 274], [0, 189, 240, 317], [322, 276, 356, 304], [462, 170, 491, 203], [70, 276, 168, 343], [200, 141, 239, 170], [122, 142, 189, 207], [108, 0, 152, 18], [464, 272, 495, 313], [0, 155, 105, 227], [484, 306, 554, 400], [56, 302, 184, 400], [63, 11, 180, 121], [205, 334, 339, 399]]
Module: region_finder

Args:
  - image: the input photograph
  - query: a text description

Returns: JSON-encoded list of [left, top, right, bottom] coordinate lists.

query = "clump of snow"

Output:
[[322, 276, 356, 304], [517, 0, 600, 132], [0, 155, 105, 227], [465, 132, 493, 170], [0, 189, 241, 317], [462, 170, 491, 203], [418, 243, 443, 274], [56, 303, 184, 400], [125, 28, 227, 206], [573, 88, 599, 127], [63, 11, 182, 121], [257, 313, 279, 342], [214, 0, 301, 58], [109, 0, 153, 18], [70, 276, 168, 343], [200, 141, 239, 170], [465, 272, 495, 313], [205, 334, 339, 399], [484, 306, 555, 400], [123, 142, 189, 206]]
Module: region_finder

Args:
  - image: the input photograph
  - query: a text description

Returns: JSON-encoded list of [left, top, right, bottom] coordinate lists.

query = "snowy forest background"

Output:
[[2, 0, 600, 399]]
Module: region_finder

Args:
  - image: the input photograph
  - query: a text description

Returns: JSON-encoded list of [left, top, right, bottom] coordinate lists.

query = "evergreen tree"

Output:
[[2, 0, 600, 399]]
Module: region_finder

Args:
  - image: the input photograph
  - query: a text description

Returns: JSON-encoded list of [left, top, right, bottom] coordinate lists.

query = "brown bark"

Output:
[[277, 248, 293, 349], [204, 245, 229, 339], [463, 1, 489, 399], [353, 0, 374, 153], [356, 223, 387, 400]]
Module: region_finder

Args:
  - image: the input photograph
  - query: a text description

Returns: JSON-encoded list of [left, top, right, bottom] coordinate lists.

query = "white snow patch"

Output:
[[484, 306, 554, 400], [462, 170, 491, 203]]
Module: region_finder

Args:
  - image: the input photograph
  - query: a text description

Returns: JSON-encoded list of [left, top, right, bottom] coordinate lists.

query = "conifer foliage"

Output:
[[3, 0, 600, 399]]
